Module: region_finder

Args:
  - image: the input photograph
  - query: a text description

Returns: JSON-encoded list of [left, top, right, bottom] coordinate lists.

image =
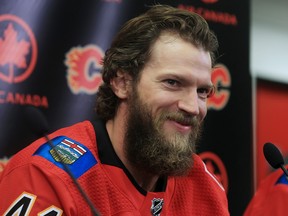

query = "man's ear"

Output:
[[110, 70, 132, 99]]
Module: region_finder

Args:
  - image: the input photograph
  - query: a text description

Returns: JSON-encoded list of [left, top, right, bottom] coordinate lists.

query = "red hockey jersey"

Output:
[[244, 167, 288, 216], [0, 120, 229, 215]]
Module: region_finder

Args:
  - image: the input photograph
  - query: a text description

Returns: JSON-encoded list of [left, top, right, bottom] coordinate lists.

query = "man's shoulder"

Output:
[[2, 120, 98, 177], [50, 120, 94, 138]]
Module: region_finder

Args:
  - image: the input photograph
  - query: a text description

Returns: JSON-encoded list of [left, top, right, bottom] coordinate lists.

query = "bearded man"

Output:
[[0, 4, 229, 216]]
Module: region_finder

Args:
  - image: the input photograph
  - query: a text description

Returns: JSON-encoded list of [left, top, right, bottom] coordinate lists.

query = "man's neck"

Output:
[[125, 162, 160, 192]]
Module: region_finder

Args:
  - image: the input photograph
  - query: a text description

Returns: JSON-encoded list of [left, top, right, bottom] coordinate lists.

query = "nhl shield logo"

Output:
[[150, 198, 164, 216]]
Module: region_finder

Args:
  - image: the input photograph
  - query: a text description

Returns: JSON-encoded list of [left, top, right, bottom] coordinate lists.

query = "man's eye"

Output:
[[165, 79, 179, 86], [198, 86, 215, 99]]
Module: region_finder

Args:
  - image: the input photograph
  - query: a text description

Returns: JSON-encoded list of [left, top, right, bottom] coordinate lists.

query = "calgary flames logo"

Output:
[[208, 64, 231, 110], [65, 45, 104, 94], [0, 14, 37, 83]]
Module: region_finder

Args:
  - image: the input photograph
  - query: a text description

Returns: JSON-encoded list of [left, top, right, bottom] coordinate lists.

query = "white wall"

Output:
[[251, 0, 288, 83]]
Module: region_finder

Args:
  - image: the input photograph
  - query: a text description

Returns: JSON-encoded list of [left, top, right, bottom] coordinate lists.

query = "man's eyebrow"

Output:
[[158, 73, 189, 81]]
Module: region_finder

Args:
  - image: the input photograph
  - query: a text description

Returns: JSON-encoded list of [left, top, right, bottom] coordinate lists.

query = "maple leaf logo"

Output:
[[0, 23, 30, 83]]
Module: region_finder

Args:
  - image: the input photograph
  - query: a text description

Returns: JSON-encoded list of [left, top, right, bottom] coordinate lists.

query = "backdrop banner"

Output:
[[0, 0, 252, 215]]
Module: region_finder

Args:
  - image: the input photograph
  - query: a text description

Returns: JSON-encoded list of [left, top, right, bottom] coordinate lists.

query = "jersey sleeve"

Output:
[[0, 159, 78, 215], [0, 122, 98, 216]]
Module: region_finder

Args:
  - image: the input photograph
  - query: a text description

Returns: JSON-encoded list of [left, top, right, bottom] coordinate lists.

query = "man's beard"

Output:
[[124, 90, 204, 177]]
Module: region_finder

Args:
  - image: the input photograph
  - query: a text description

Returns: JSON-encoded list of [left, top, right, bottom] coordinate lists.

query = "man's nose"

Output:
[[177, 91, 200, 115]]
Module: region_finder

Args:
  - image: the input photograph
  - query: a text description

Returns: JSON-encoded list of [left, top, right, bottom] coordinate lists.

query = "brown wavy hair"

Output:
[[95, 4, 218, 121]]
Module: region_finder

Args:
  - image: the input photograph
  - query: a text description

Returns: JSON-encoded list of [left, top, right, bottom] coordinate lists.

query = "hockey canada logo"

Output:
[[0, 14, 37, 83], [65, 45, 103, 94], [150, 198, 164, 216]]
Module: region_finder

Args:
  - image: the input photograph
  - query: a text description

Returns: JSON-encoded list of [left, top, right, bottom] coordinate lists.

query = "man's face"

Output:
[[124, 33, 213, 176]]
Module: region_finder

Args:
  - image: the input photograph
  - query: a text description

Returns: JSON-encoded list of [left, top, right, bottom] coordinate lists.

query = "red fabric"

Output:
[[244, 167, 288, 216], [0, 121, 229, 215], [0, 162, 6, 172]]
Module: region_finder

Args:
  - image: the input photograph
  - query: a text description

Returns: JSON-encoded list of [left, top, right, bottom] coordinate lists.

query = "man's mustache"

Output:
[[159, 112, 200, 127]]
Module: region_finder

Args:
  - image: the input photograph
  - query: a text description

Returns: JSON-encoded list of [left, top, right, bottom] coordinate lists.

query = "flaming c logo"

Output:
[[65, 45, 103, 94], [208, 64, 231, 110], [0, 15, 37, 83]]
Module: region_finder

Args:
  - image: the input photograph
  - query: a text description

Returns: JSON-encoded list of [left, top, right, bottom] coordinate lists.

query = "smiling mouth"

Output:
[[167, 116, 194, 127], [165, 119, 193, 134], [175, 120, 192, 126]]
